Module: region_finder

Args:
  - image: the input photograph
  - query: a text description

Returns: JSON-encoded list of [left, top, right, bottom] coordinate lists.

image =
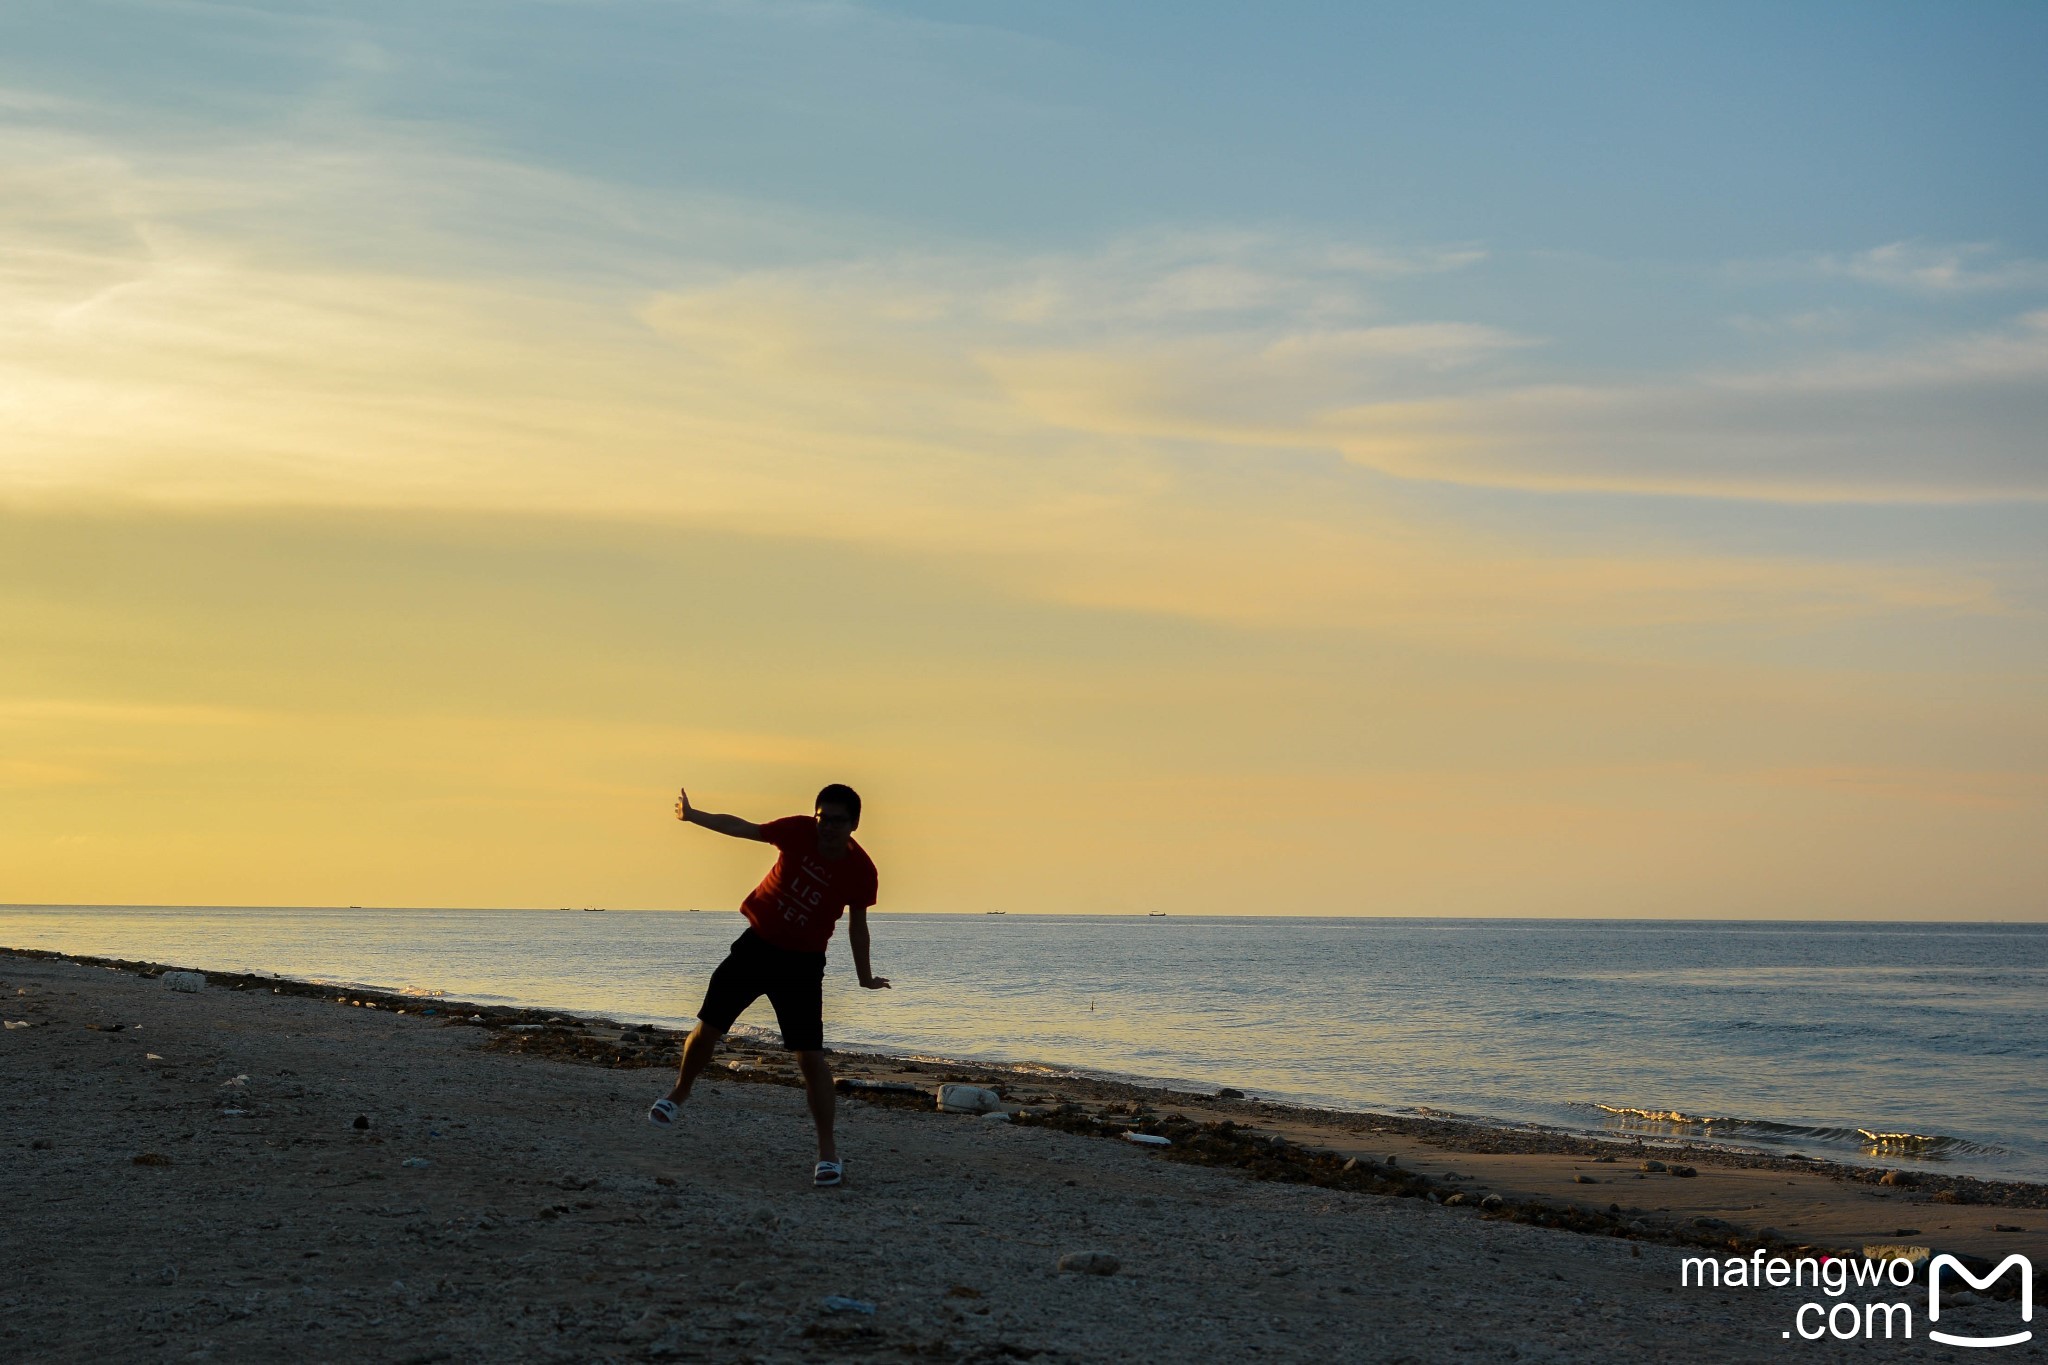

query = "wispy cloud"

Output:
[[0, 99, 2030, 653], [0, 84, 89, 114], [1317, 313, 2048, 503], [1818, 241, 2048, 294], [0, 698, 266, 727], [1757, 764, 2048, 811], [1726, 308, 1859, 337]]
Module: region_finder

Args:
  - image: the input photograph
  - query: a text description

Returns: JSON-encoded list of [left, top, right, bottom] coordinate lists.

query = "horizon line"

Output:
[[4, 903, 2043, 926]]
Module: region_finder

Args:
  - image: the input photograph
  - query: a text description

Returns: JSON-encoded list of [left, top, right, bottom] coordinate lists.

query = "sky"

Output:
[[2, 0, 2044, 918]]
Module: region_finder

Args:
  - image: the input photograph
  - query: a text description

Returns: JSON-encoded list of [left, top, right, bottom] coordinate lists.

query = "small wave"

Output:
[[1720, 1019, 1833, 1034], [1780, 1125, 1999, 1157], [875, 1050, 1080, 1077], [1579, 1102, 2003, 1160], [1594, 1104, 1736, 1126], [1858, 1129, 1957, 1151], [300, 976, 406, 996]]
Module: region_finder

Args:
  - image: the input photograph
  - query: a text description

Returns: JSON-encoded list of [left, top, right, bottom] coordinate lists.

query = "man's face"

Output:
[[816, 802, 856, 850]]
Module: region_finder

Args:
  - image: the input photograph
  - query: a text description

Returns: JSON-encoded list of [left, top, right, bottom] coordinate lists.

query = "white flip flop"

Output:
[[813, 1158, 844, 1187], [647, 1097, 681, 1127]]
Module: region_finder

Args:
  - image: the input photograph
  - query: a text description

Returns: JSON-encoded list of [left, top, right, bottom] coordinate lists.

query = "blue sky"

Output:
[[19, 3, 2045, 243]]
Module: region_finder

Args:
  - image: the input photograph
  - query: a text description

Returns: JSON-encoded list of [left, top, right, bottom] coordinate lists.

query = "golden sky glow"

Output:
[[3, 3, 2045, 917]]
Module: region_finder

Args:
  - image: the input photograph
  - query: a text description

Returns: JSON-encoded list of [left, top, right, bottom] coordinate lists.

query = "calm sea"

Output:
[[4, 907, 2044, 1182]]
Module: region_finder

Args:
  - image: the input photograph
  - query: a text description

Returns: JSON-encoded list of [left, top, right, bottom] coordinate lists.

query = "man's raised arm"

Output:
[[673, 786, 766, 841]]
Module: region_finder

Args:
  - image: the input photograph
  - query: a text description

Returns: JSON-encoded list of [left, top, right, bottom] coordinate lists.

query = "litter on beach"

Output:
[[936, 1083, 1002, 1114]]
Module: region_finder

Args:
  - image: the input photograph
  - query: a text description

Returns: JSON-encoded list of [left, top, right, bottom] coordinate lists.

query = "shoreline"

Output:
[[10, 944, 2045, 1186], [7, 942, 2032, 1183], [9, 945, 2043, 1261], [8, 916, 2031, 1195], [7, 912, 2033, 1187], [6, 945, 2041, 1362]]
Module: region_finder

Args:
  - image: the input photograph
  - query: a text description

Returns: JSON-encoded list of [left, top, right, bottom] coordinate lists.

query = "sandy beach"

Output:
[[5, 949, 2041, 1364]]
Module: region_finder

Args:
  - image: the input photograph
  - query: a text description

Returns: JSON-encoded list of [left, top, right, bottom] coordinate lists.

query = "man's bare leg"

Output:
[[795, 1050, 837, 1163], [661, 1021, 724, 1107]]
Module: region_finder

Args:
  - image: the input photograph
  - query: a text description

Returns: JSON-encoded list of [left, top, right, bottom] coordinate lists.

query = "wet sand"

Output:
[[4, 949, 2041, 1363]]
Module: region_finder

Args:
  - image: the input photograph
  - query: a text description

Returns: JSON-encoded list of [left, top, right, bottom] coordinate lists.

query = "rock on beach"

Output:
[[1057, 1251, 1120, 1275]]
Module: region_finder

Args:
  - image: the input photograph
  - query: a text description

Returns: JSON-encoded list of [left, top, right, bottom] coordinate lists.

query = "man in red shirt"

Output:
[[647, 782, 889, 1187]]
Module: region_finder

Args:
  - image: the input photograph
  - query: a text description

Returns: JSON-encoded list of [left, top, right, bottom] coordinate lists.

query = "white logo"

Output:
[[1928, 1253, 2034, 1349]]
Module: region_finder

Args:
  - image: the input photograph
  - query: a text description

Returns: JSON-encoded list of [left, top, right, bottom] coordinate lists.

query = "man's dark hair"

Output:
[[815, 783, 862, 827]]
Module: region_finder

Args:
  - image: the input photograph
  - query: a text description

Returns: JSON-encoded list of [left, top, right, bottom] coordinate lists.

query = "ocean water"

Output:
[[4, 907, 2044, 1182]]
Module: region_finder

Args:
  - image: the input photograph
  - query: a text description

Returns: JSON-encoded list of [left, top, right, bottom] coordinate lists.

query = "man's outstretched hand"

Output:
[[673, 787, 692, 823], [860, 976, 893, 990]]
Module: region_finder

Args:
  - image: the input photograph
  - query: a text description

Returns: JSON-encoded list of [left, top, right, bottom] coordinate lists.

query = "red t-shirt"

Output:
[[739, 816, 878, 953]]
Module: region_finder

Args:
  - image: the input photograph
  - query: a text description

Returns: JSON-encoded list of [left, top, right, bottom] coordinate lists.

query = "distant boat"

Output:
[[348, 905, 362, 910], [583, 907, 606, 913], [1148, 912, 1167, 917], [986, 910, 1007, 915]]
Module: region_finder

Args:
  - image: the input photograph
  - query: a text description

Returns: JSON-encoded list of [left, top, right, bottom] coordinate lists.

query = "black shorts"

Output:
[[695, 929, 827, 1052]]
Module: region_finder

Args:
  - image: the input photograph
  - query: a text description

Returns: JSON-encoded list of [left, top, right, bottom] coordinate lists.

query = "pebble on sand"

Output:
[[1058, 1251, 1120, 1275]]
